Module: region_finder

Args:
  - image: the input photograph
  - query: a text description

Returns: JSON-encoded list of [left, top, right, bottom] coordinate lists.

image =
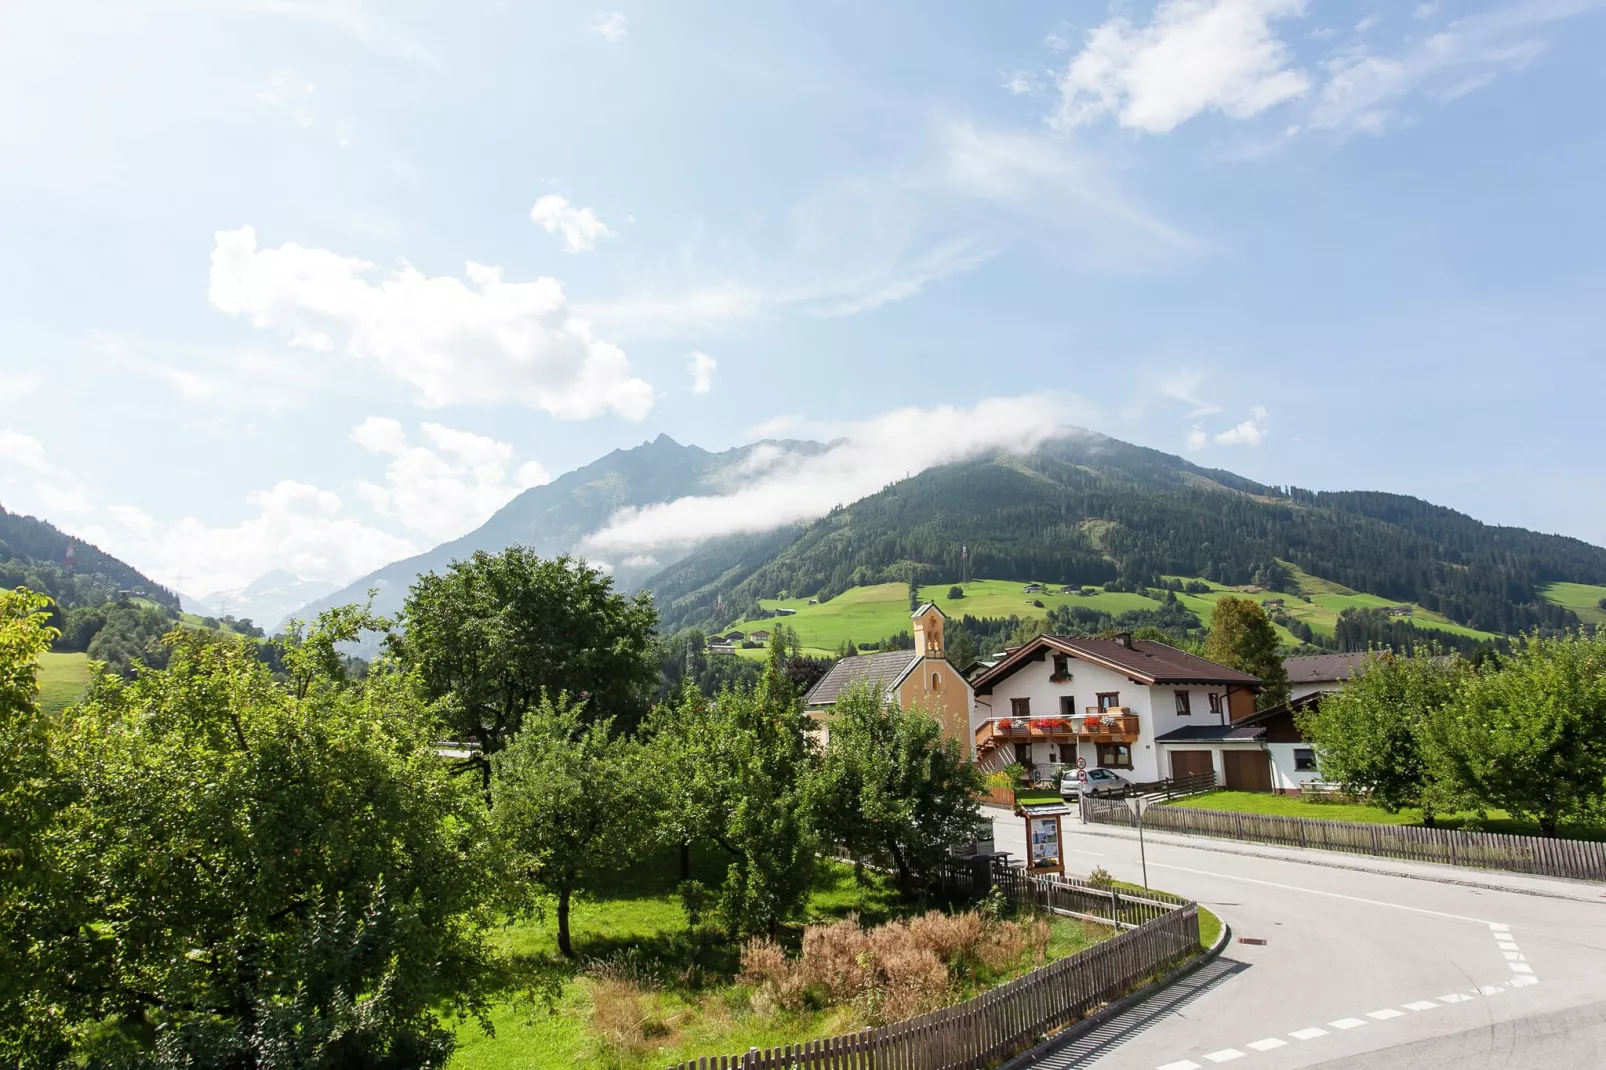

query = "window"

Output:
[[1174, 690, 1192, 716], [1096, 743, 1132, 769], [1207, 692, 1223, 716], [931, 672, 941, 691], [1097, 692, 1120, 711], [1052, 654, 1069, 676], [1059, 695, 1076, 718], [1011, 697, 1031, 717], [1294, 748, 1317, 772]]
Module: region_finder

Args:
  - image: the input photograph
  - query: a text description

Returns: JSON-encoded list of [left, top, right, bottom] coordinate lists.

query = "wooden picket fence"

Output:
[[1082, 797, 1606, 881], [664, 877, 1201, 1070]]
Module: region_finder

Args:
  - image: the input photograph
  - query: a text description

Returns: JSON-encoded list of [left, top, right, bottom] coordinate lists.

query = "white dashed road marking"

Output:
[[1328, 1018, 1368, 1030], [1203, 1051, 1246, 1063], [1157, 1061, 1201, 1070], [1404, 1000, 1440, 1011], [1246, 1038, 1287, 1051], [1367, 1008, 1405, 1020], [1289, 1027, 1329, 1041]]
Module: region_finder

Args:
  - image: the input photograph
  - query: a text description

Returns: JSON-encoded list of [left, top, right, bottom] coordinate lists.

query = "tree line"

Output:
[[1301, 633, 1606, 837], [1, 548, 981, 1068]]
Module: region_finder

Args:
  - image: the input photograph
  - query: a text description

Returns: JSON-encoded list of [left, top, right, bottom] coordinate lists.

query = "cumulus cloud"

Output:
[[583, 395, 1089, 555], [1189, 406, 1269, 449], [0, 427, 94, 516], [591, 11, 629, 41], [351, 417, 549, 542], [1055, 0, 1311, 134], [686, 351, 717, 394], [529, 194, 614, 253], [207, 226, 653, 420]]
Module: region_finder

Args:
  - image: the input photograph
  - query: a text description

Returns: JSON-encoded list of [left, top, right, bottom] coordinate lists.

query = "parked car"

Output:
[[1061, 768, 1132, 798]]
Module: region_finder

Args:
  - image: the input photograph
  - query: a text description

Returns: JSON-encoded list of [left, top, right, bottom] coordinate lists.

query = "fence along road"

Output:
[[663, 875, 1201, 1070], [1082, 796, 1606, 882]]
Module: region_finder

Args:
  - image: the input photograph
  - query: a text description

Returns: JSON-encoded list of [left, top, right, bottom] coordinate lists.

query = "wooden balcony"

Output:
[[975, 710, 1140, 751]]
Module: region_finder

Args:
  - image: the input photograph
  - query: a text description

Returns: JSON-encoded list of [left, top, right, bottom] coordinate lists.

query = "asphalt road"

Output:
[[987, 808, 1606, 1070]]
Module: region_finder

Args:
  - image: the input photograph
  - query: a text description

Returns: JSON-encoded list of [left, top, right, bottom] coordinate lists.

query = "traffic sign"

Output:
[[1076, 769, 1088, 782], [1075, 756, 1087, 770], [1125, 795, 1151, 818]]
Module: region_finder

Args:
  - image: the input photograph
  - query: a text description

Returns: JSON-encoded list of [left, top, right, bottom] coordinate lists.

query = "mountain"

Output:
[[290, 434, 823, 627], [0, 503, 178, 612], [194, 570, 340, 632], [644, 432, 1606, 638]]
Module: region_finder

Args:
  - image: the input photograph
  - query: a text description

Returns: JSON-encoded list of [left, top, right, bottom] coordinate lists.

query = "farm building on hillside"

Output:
[[803, 604, 974, 753], [968, 634, 1262, 787]]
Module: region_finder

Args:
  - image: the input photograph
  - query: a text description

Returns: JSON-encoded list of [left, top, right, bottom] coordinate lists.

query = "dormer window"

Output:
[[1051, 654, 1070, 680]]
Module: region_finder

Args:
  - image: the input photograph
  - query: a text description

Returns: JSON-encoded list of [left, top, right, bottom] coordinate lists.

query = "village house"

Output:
[[968, 633, 1262, 787], [802, 604, 974, 751], [1284, 651, 1373, 701]]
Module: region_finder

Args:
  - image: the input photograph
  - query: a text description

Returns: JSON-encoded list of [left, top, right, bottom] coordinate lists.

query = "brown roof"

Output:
[[1283, 652, 1374, 684], [804, 651, 920, 708], [971, 634, 1261, 695]]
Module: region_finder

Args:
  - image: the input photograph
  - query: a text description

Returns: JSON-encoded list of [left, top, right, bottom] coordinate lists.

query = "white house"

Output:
[[968, 633, 1263, 787], [1284, 652, 1373, 701]]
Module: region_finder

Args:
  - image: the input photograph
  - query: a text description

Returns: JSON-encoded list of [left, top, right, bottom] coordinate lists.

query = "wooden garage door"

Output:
[[1222, 750, 1273, 792], [1170, 750, 1213, 780]]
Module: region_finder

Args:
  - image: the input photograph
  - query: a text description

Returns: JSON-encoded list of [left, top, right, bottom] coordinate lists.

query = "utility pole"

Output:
[[1125, 793, 1150, 890]]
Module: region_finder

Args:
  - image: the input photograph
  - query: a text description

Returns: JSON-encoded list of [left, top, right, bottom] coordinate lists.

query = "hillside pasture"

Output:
[[1539, 581, 1606, 626], [724, 570, 1506, 657], [36, 651, 93, 715]]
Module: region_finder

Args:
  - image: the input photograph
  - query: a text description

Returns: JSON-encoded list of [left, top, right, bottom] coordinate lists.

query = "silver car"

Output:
[[1062, 767, 1132, 798]]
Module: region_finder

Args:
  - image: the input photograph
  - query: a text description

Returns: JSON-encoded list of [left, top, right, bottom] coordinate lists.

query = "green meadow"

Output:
[[35, 651, 93, 715], [1538, 581, 1606, 626]]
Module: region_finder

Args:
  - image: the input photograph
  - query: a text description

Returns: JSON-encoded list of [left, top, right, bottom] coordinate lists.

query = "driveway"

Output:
[[987, 807, 1606, 1069]]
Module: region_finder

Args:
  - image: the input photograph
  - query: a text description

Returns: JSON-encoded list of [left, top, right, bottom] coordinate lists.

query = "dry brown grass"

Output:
[[738, 909, 1053, 1025], [586, 958, 685, 1059]]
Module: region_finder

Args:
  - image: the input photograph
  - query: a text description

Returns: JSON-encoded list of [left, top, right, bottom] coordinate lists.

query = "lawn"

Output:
[[1166, 790, 1606, 842], [448, 845, 1115, 1070], [1538, 581, 1606, 626], [36, 651, 93, 715]]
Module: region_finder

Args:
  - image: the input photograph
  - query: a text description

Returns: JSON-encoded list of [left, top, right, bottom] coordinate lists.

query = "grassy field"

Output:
[[36, 651, 93, 715], [724, 566, 1504, 658], [449, 846, 1115, 1070], [1167, 790, 1606, 842], [1538, 581, 1606, 626]]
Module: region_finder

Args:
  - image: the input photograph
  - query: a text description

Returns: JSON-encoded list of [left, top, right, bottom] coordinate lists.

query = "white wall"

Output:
[[973, 649, 1239, 782], [1268, 742, 1323, 792], [1288, 681, 1336, 702]]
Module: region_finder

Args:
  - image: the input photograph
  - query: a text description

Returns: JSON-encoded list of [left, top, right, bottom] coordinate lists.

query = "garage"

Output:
[[1169, 750, 1213, 780], [1222, 749, 1273, 792]]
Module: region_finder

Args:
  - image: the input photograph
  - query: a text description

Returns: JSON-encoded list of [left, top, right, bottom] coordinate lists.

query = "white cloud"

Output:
[[1309, 1, 1593, 133], [1054, 0, 1311, 134], [583, 395, 1090, 555], [0, 427, 94, 515], [1414, 3, 1440, 19], [1186, 406, 1269, 449], [1186, 426, 1210, 450], [92, 330, 319, 412], [687, 351, 717, 394], [529, 194, 614, 253], [591, 11, 629, 41], [351, 417, 549, 542], [208, 225, 654, 420], [1154, 369, 1223, 417], [1355, 14, 1382, 32], [1001, 69, 1037, 95]]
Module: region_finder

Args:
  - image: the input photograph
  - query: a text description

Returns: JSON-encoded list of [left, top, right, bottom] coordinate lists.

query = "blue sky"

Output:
[[2, 0, 1603, 595]]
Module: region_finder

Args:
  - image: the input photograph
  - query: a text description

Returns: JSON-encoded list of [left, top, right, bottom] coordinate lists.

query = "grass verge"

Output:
[[1167, 790, 1606, 843]]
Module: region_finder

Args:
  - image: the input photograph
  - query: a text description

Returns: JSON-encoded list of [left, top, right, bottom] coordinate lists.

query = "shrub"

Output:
[[948, 586, 964, 600], [1086, 866, 1115, 889]]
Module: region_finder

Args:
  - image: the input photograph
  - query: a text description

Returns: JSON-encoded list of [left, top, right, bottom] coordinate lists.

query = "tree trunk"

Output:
[[557, 886, 575, 958], [1421, 810, 1436, 829], [888, 837, 913, 895], [1540, 814, 1559, 839], [679, 841, 691, 882]]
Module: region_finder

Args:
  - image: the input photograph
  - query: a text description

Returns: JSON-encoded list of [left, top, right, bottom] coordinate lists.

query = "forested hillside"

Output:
[[0, 505, 177, 612], [646, 433, 1606, 638]]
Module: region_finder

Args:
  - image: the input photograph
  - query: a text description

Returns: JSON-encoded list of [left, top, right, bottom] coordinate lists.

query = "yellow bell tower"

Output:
[[912, 603, 945, 659]]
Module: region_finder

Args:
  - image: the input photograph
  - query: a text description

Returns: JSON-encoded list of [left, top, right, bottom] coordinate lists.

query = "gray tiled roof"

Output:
[[1283, 652, 1374, 684], [803, 651, 919, 708], [1154, 723, 1267, 742]]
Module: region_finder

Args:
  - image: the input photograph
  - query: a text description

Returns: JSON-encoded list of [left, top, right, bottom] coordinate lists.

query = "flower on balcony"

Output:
[[1030, 718, 1068, 732]]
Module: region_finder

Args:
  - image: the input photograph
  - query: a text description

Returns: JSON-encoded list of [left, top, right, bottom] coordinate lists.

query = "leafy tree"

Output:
[[1430, 632, 1606, 837], [30, 614, 502, 1068], [650, 634, 817, 936], [85, 601, 177, 676], [1204, 596, 1289, 708], [491, 697, 644, 958], [806, 683, 983, 894], [948, 585, 964, 600], [392, 549, 658, 784], [0, 589, 65, 1066], [945, 626, 978, 670], [1299, 653, 1470, 822]]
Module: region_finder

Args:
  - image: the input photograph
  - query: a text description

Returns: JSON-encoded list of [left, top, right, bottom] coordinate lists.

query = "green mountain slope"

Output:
[[646, 433, 1606, 638], [0, 504, 178, 612]]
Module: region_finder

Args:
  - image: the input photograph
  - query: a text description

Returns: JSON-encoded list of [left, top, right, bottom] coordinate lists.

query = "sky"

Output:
[[2, 0, 1604, 597]]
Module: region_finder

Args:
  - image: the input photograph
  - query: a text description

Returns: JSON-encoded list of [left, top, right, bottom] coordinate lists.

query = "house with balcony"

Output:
[[803, 603, 975, 751], [968, 633, 1261, 786]]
